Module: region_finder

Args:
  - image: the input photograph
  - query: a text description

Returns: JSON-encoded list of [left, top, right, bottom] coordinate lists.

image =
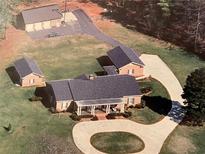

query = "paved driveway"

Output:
[[72, 54, 185, 154]]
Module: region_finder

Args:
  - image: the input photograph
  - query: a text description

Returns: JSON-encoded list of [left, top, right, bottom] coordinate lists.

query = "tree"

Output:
[[0, 0, 11, 39], [0, 0, 35, 39], [182, 68, 205, 122], [157, 0, 171, 17]]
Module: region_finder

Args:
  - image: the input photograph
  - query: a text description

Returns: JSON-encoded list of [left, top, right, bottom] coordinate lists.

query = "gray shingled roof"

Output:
[[22, 4, 62, 24], [69, 75, 141, 101], [48, 75, 141, 102], [74, 74, 90, 80], [14, 57, 43, 78], [48, 80, 73, 101], [103, 65, 118, 75], [107, 46, 144, 68]]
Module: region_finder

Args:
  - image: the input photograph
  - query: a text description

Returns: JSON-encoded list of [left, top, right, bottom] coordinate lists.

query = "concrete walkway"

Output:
[[72, 54, 185, 154]]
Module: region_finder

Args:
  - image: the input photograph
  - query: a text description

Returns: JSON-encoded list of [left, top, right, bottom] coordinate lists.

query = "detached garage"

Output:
[[22, 4, 62, 32], [14, 57, 46, 87]]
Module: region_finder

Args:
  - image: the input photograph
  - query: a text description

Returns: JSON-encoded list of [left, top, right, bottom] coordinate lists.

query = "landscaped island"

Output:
[[91, 131, 145, 154]]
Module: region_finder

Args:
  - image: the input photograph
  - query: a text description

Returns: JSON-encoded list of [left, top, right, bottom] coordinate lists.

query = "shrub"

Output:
[[70, 113, 81, 121], [123, 111, 132, 118], [49, 107, 57, 113], [91, 116, 98, 121], [29, 96, 42, 102], [140, 86, 152, 94], [141, 99, 146, 108], [3, 123, 12, 133]]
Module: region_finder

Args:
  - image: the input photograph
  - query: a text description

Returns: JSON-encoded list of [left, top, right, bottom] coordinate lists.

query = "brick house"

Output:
[[44, 74, 142, 115], [14, 57, 45, 87], [107, 46, 145, 77]]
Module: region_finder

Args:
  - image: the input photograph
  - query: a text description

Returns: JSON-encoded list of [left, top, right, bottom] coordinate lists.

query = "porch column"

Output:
[[93, 106, 96, 116], [79, 106, 82, 115], [91, 105, 96, 116], [120, 104, 125, 113], [77, 106, 80, 115], [106, 105, 110, 114]]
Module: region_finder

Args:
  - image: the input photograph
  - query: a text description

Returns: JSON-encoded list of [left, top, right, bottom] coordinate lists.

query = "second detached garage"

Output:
[[21, 4, 62, 32]]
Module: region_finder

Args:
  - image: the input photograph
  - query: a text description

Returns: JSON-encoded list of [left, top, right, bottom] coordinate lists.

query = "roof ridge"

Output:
[[118, 46, 133, 63], [67, 81, 75, 101], [22, 4, 59, 12], [25, 57, 43, 76], [119, 46, 144, 66], [23, 57, 33, 74]]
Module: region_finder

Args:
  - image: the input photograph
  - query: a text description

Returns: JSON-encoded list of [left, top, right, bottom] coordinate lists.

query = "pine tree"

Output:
[[182, 68, 205, 121]]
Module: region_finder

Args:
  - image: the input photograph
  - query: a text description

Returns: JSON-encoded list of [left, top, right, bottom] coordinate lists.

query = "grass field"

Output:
[[0, 35, 110, 154], [160, 124, 205, 154], [90, 131, 145, 154], [128, 78, 170, 124]]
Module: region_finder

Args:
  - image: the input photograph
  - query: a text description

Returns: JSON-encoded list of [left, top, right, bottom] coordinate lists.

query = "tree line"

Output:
[[0, 0, 33, 39], [91, 0, 205, 58]]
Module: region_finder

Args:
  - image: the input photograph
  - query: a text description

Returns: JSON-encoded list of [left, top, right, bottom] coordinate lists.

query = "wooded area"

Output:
[[91, 0, 205, 58], [0, 0, 32, 39]]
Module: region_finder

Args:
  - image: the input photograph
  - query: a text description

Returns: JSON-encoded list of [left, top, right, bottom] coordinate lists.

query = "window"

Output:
[[61, 103, 64, 109], [128, 69, 132, 75], [127, 97, 135, 105], [130, 98, 135, 104], [128, 69, 135, 75], [29, 79, 35, 84]]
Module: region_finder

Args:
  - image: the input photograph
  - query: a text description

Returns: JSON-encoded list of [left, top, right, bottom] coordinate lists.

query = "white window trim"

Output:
[[128, 97, 135, 105], [128, 69, 132, 75], [29, 79, 35, 84]]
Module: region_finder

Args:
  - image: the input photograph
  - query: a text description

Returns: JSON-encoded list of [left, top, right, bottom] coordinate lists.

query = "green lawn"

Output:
[[128, 78, 171, 124], [90, 131, 145, 154], [0, 35, 110, 154]]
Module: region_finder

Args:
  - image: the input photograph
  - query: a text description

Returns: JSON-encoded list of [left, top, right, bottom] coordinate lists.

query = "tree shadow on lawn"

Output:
[[142, 96, 172, 116], [142, 96, 185, 123], [5, 66, 20, 85]]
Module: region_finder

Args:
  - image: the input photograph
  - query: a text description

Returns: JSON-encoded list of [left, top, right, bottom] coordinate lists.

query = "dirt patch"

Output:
[[26, 134, 82, 154], [0, 25, 31, 68], [168, 134, 196, 154]]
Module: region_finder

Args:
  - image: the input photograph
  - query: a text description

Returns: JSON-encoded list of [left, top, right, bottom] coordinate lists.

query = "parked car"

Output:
[[47, 32, 59, 38]]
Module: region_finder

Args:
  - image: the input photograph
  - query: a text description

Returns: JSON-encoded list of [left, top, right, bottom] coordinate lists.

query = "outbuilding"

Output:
[[22, 4, 62, 32], [14, 57, 45, 87]]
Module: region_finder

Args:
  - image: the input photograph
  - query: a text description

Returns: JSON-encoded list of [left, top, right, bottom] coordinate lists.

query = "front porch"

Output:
[[75, 98, 125, 116]]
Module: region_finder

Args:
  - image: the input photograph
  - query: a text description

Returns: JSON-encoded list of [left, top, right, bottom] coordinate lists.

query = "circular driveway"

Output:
[[72, 54, 185, 154]]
